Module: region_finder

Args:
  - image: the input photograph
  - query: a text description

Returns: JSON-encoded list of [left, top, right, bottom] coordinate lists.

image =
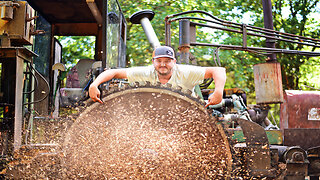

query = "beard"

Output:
[[156, 67, 172, 76]]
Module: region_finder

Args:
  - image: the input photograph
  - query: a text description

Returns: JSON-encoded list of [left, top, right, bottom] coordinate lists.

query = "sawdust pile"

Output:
[[63, 90, 232, 179]]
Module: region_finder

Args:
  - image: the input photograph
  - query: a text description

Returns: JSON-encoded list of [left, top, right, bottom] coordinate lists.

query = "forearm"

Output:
[[205, 67, 226, 91], [205, 67, 226, 106], [210, 78, 225, 104], [89, 69, 127, 103], [90, 70, 114, 87], [90, 69, 127, 88], [212, 68, 226, 96]]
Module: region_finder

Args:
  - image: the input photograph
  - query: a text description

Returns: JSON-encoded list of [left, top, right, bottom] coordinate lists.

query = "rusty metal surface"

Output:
[[284, 147, 309, 179], [307, 146, 320, 176], [63, 86, 232, 178], [253, 62, 283, 104], [236, 118, 274, 177], [280, 90, 320, 129], [178, 20, 191, 64], [284, 129, 320, 150], [0, 1, 35, 45]]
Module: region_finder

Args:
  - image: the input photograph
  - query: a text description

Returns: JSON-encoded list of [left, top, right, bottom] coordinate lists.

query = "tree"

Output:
[[273, 0, 320, 89], [120, 0, 231, 66], [56, 36, 95, 70], [121, 0, 319, 90], [57, 0, 320, 92]]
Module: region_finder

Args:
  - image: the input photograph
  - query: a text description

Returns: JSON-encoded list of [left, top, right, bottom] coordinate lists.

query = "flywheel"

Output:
[[63, 84, 232, 178]]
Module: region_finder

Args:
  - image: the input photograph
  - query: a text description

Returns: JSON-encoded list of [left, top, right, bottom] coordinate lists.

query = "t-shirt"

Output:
[[126, 64, 206, 96]]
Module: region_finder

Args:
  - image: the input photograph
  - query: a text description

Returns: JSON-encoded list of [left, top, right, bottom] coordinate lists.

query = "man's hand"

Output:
[[89, 84, 103, 104], [205, 92, 222, 108], [204, 67, 226, 108]]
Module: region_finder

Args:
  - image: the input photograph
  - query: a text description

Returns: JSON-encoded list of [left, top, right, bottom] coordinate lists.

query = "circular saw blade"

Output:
[[63, 86, 232, 178]]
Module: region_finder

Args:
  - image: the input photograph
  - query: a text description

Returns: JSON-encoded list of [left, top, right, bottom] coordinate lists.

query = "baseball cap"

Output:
[[152, 46, 176, 60]]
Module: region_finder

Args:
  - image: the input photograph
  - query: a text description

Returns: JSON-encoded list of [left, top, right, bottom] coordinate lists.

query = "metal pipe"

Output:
[[130, 10, 160, 49], [169, 16, 320, 46], [189, 21, 320, 48], [262, 0, 277, 61], [165, 16, 171, 46], [190, 42, 320, 57], [179, 20, 191, 47], [179, 20, 191, 64], [140, 17, 160, 49], [165, 10, 320, 58]]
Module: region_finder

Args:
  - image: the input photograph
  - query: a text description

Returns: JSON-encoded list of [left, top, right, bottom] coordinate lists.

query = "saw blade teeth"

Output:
[[191, 94, 198, 99], [113, 86, 119, 92], [145, 81, 151, 87], [155, 82, 161, 87], [139, 81, 146, 86], [165, 83, 172, 88], [119, 84, 126, 90], [182, 89, 193, 96], [129, 82, 138, 88], [124, 83, 129, 89], [198, 98, 206, 105], [175, 85, 183, 91], [108, 88, 115, 94]]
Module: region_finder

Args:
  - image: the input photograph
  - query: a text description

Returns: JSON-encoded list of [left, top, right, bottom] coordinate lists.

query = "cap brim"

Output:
[[153, 55, 175, 60]]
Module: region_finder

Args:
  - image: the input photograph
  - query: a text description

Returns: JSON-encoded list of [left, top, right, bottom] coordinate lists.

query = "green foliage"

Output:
[[55, 36, 95, 70], [120, 0, 227, 66], [299, 57, 320, 90], [273, 0, 320, 89], [56, 0, 320, 93]]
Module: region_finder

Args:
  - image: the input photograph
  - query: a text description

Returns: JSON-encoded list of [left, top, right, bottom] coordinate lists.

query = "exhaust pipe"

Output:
[[130, 10, 160, 49]]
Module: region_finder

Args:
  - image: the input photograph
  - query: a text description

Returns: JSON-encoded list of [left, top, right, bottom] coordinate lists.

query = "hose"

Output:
[[23, 64, 50, 105]]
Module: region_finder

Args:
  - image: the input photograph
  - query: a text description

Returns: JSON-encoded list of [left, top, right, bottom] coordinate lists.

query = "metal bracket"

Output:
[[236, 117, 275, 177]]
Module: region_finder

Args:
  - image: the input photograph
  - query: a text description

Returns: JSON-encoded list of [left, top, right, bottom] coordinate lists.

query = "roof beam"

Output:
[[86, 0, 103, 25], [53, 23, 98, 36]]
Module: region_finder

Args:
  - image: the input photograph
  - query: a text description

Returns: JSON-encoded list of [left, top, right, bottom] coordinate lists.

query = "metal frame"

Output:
[[165, 10, 320, 57], [0, 47, 36, 152], [102, 0, 127, 69]]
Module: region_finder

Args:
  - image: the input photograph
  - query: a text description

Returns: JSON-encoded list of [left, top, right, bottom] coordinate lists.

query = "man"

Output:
[[89, 46, 226, 107]]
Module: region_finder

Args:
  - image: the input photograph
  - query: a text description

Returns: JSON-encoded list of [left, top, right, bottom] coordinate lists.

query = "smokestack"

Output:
[[130, 10, 160, 49]]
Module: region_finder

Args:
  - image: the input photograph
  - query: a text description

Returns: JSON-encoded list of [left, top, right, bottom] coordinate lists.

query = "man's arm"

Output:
[[89, 69, 127, 103], [204, 67, 226, 107]]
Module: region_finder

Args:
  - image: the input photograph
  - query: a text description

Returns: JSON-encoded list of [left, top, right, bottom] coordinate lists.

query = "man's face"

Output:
[[153, 57, 176, 76]]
